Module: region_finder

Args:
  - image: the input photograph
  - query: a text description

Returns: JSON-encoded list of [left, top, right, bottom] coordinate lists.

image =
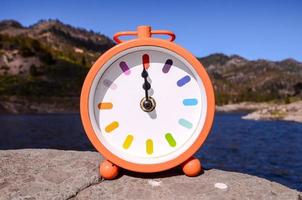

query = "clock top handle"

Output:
[[113, 25, 176, 44]]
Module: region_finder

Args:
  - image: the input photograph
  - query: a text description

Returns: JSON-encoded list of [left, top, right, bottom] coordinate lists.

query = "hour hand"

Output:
[[140, 60, 155, 112]]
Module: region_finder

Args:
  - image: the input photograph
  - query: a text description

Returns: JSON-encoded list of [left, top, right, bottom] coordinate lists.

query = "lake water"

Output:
[[0, 112, 301, 191]]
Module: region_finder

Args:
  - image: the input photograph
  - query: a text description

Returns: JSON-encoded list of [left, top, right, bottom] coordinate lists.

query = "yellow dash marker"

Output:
[[123, 135, 134, 149], [105, 121, 119, 133], [98, 102, 113, 110], [146, 139, 153, 155]]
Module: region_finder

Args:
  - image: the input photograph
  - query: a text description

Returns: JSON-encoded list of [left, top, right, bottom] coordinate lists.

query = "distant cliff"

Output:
[[0, 19, 301, 113]]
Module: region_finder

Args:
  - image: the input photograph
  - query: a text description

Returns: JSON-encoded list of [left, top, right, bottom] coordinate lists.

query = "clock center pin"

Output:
[[140, 96, 156, 112]]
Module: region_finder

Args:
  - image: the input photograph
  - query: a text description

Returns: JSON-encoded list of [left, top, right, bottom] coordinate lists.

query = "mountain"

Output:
[[0, 19, 301, 113], [199, 54, 302, 104], [0, 19, 114, 98], [0, 19, 114, 74], [0, 19, 114, 54]]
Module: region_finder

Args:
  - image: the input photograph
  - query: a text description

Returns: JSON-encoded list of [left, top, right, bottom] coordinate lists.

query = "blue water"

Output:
[[0, 112, 301, 191]]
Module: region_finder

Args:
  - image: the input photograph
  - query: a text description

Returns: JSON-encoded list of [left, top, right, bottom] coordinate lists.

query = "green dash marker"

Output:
[[165, 133, 176, 147]]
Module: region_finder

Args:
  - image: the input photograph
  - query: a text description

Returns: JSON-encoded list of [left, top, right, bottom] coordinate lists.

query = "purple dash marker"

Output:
[[103, 79, 117, 90], [177, 75, 191, 87], [162, 59, 173, 73], [119, 61, 131, 75]]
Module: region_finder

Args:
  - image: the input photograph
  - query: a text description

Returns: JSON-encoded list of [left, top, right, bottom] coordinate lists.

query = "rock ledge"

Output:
[[0, 149, 300, 200]]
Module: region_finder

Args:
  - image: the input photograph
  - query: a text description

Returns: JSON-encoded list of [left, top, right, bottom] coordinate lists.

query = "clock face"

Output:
[[89, 46, 207, 165]]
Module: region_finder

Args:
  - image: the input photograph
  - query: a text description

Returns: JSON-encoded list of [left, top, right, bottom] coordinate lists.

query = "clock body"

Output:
[[80, 28, 215, 173]]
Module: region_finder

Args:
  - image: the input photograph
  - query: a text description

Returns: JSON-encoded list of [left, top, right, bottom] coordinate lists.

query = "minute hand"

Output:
[[141, 68, 151, 100]]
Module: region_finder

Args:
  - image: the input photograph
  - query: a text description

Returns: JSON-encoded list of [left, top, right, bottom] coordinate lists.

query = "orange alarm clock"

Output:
[[80, 26, 215, 179]]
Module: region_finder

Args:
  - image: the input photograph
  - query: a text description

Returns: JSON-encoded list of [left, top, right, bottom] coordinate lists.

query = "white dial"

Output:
[[89, 46, 207, 164]]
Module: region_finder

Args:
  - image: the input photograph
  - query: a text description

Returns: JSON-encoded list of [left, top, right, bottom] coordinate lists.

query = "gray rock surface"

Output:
[[0, 149, 300, 200], [0, 149, 102, 200]]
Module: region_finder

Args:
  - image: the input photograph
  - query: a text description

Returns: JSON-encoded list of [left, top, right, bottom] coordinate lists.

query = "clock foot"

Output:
[[99, 160, 119, 180], [182, 157, 203, 177]]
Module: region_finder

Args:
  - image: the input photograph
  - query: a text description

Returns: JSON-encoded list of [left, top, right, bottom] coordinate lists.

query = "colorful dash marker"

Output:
[[123, 135, 134, 149], [183, 98, 198, 106], [103, 79, 117, 90], [119, 61, 131, 75], [178, 118, 193, 129], [162, 59, 173, 73], [105, 121, 119, 133], [143, 54, 150, 69], [177, 75, 191, 87], [146, 139, 153, 154], [165, 133, 176, 147], [98, 102, 113, 110]]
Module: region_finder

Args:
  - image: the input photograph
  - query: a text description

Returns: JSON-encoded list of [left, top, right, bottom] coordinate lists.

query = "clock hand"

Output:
[[141, 68, 151, 100], [140, 63, 156, 112]]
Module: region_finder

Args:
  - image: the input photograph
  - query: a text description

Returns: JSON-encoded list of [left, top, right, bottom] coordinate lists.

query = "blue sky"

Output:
[[1, 0, 301, 61]]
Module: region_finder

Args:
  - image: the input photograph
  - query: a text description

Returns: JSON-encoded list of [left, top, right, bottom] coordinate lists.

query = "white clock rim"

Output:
[[88, 46, 208, 164]]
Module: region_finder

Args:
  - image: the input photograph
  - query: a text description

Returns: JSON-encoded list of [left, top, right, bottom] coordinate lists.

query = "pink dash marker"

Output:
[[119, 61, 131, 75], [103, 79, 117, 90]]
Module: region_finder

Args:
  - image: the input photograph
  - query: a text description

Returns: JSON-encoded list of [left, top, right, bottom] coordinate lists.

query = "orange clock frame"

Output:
[[80, 26, 215, 173]]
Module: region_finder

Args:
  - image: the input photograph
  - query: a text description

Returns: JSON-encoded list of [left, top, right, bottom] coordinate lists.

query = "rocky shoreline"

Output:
[[216, 102, 270, 113], [217, 101, 302, 123], [0, 149, 300, 200], [0, 96, 79, 114]]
